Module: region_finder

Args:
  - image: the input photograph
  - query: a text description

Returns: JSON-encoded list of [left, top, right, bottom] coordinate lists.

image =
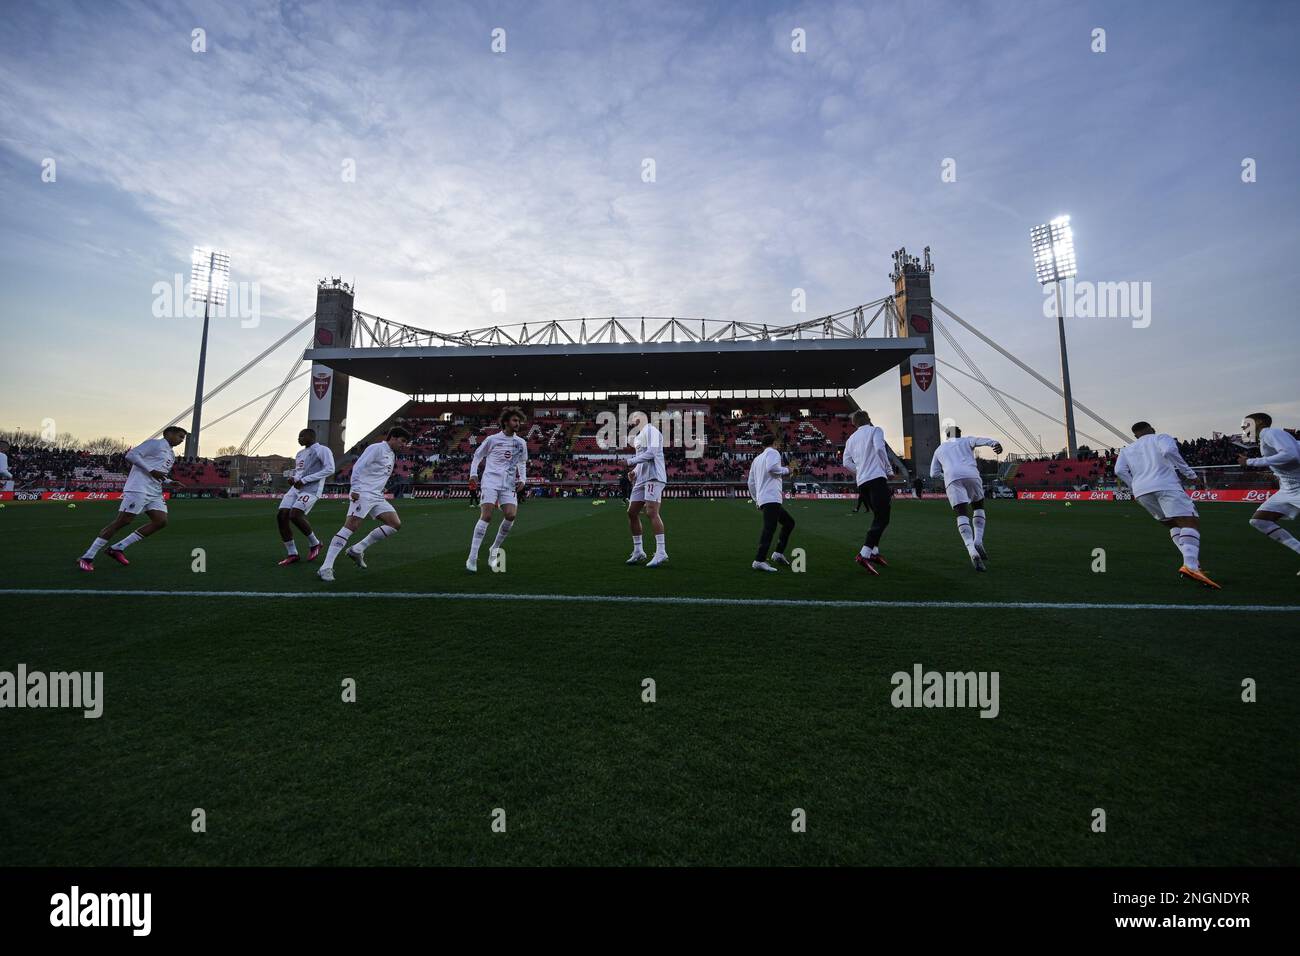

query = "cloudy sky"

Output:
[[1, 0, 1297, 456]]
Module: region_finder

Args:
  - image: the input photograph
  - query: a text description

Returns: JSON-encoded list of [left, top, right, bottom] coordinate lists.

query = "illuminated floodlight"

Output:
[[190, 246, 231, 306], [1031, 215, 1077, 285], [1030, 215, 1079, 457], [185, 246, 231, 458]]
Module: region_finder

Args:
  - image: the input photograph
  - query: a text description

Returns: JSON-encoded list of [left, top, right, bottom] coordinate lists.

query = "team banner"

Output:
[[308, 364, 334, 420], [909, 353, 939, 414]]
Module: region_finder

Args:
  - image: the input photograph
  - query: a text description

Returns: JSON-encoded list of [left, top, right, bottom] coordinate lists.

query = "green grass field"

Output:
[[1, 495, 1297, 866]]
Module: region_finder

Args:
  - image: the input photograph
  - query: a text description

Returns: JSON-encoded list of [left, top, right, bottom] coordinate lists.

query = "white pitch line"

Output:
[[0, 588, 1297, 613]]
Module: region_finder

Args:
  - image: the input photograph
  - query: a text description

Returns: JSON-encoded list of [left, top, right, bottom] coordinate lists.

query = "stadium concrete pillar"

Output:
[[306, 279, 355, 459], [891, 247, 941, 481]]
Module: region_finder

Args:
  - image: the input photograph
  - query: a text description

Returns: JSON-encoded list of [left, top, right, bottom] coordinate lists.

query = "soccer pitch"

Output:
[[1, 496, 1296, 866]]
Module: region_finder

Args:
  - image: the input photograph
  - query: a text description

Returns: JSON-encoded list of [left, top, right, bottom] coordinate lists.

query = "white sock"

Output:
[[1250, 518, 1300, 555], [321, 527, 353, 570], [654, 533, 666, 555], [957, 516, 976, 555], [355, 525, 396, 553], [1169, 527, 1185, 560], [1176, 527, 1201, 570], [112, 531, 144, 551], [306, 532, 320, 547], [492, 519, 514, 550], [284, 539, 298, 556], [973, 509, 986, 546], [859, 545, 870, 558], [470, 519, 489, 559], [82, 536, 109, 560], [632, 534, 643, 553]]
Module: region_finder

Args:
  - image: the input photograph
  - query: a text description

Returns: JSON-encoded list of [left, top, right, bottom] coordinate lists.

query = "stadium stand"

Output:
[[5, 422, 1292, 494]]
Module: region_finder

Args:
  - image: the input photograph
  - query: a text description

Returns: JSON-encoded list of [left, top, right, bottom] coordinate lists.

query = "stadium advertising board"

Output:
[[0, 492, 172, 502], [1017, 489, 1266, 503]]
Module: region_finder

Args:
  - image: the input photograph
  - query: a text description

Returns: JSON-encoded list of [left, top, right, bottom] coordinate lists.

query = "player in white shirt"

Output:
[[276, 428, 337, 566], [465, 407, 529, 573], [77, 426, 187, 571], [1113, 421, 1219, 589], [1238, 411, 1300, 573], [929, 424, 1002, 571], [841, 409, 896, 575], [317, 426, 410, 581], [625, 419, 668, 567], [0, 440, 13, 492], [746, 432, 795, 572]]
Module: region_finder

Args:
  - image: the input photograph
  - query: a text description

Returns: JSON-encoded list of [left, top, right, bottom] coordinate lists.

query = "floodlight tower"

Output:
[[1030, 216, 1078, 457], [185, 246, 231, 459]]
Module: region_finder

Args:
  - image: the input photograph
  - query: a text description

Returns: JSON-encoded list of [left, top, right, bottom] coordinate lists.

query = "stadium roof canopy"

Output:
[[304, 302, 924, 394]]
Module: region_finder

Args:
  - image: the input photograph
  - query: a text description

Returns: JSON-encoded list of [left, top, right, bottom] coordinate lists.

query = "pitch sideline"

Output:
[[0, 587, 1296, 613]]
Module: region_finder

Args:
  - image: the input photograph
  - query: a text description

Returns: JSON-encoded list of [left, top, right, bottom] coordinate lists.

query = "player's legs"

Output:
[[491, 500, 518, 553], [950, 501, 978, 559], [290, 509, 320, 550], [1249, 507, 1300, 557], [320, 513, 364, 573], [80, 509, 135, 563], [643, 491, 667, 565], [860, 477, 891, 557], [349, 508, 399, 568], [276, 507, 299, 558], [971, 498, 988, 557], [754, 502, 780, 564], [468, 498, 499, 568], [772, 505, 795, 560], [626, 497, 647, 561], [111, 507, 168, 553]]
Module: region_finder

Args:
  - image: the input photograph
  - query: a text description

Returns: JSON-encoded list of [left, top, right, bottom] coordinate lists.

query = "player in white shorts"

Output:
[[276, 427, 337, 566], [1238, 411, 1300, 574], [465, 407, 528, 572], [0, 440, 13, 492], [77, 426, 186, 571], [929, 424, 1001, 571], [1114, 421, 1219, 589], [317, 426, 410, 581], [626, 419, 668, 567]]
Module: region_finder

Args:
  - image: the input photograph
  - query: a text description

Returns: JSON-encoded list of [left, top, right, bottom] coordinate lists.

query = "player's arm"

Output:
[[1113, 453, 1133, 488], [746, 465, 758, 501], [972, 436, 1004, 454], [1247, 434, 1299, 469], [1160, 435, 1198, 483], [126, 443, 167, 480], [876, 432, 896, 476], [516, 440, 528, 489], [627, 444, 654, 466], [468, 437, 488, 481], [301, 447, 337, 486], [842, 434, 857, 471], [349, 446, 374, 500]]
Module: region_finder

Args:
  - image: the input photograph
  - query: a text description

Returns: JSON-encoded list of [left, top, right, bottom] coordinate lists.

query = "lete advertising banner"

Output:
[[1, 492, 172, 502], [1017, 489, 1268, 503]]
